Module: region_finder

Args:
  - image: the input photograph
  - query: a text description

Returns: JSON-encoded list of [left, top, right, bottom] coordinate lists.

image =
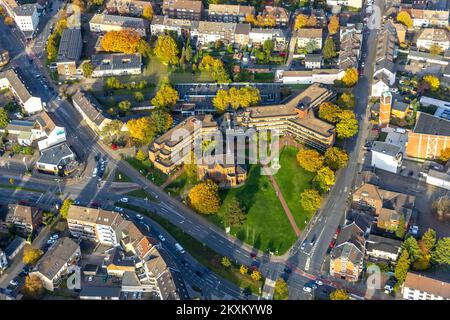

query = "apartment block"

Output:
[[56, 28, 83, 78], [162, 0, 203, 20], [402, 272, 450, 300], [89, 13, 148, 36], [207, 4, 254, 23]]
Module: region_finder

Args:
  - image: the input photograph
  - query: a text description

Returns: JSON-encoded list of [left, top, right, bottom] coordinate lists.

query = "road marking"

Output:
[[305, 257, 310, 271]]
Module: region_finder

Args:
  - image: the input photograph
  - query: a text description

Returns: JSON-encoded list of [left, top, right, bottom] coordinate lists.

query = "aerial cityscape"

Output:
[[0, 0, 449, 304]]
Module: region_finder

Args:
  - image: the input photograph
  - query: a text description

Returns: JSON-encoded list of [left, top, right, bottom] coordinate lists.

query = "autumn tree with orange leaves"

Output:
[[188, 180, 220, 214], [100, 30, 141, 54]]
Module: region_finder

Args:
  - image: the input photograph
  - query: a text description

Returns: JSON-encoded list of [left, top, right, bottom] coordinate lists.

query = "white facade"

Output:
[[36, 126, 67, 151], [425, 170, 450, 190], [14, 8, 39, 32], [96, 224, 118, 246], [0, 249, 7, 271], [276, 70, 343, 85], [0, 72, 43, 114], [371, 78, 390, 98], [326, 0, 363, 8], [371, 149, 402, 173]]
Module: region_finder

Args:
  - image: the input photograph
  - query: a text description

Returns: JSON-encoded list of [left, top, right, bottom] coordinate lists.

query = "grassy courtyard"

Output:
[[125, 157, 168, 186], [273, 147, 316, 229]]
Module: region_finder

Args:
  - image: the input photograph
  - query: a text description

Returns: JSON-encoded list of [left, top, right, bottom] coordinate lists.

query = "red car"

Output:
[[329, 239, 336, 249]]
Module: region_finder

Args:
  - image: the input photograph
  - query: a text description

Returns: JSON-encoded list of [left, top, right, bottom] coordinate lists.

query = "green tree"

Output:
[[151, 82, 179, 108], [82, 61, 94, 78], [395, 215, 406, 239], [60, 198, 74, 219], [336, 92, 355, 109], [439, 148, 450, 163], [22, 275, 45, 299], [300, 189, 322, 212], [323, 37, 337, 60], [296, 148, 324, 172], [154, 35, 179, 65], [305, 40, 318, 53], [126, 117, 156, 145], [432, 237, 450, 265], [118, 100, 131, 114], [150, 110, 173, 134], [0, 108, 9, 128], [224, 198, 246, 227], [136, 149, 146, 161], [273, 278, 289, 300], [239, 265, 248, 275], [394, 249, 411, 283], [330, 289, 349, 300], [221, 256, 231, 268], [421, 228, 436, 252], [324, 147, 348, 170], [134, 91, 144, 102], [137, 39, 152, 58], [403, 236, 423, 262], [313, 166, 335, 192]]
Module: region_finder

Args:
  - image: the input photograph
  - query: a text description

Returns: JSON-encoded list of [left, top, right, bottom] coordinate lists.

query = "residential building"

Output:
[[162, 0, 203, 20], [35, 142, 77, 175], [407, 49, 450, 66], [0, 69, 42, 113], [3, 237, 26, 260], [196, 21, 237, 46], [402, 272, 450, 300], [115, 220, 156, 260], [400, 8, 449, 28], [72, 90, 112, 132], [150, 15, 198, 37], [148, 115, 218, 174], [5, 204, 41, 236], [352, 182, 414, 232], [338, 24, 363, 71], [12, 3, 39, 34], [89, 14, 148, 36], [304, 54, 322, 69], [406, 112, 450, 159], [249, 28, 287, 49], [296, 28, 323, 49], [207, 4, 254, 23], [30, 237, 81, 291], [329, 223, 366, 282], [372, 23, 397, 95], [0, 249, 7, 271], [371, 127, 407, 174], [275, 69, 344, 85], [237, 83, 336, 151], [67, 206, 124, 246], [197, 154, 247, 188], [0, 49, 10, 67], [91, 53, 142, 77], [326, 0, 363, 9], [234, 23, 251, 46], [417, 28, 450, 52], [262, 6, 290, 27], [56, 29, 83, 78], [393, 23, 408, 44], [105, 0, 151, 17], [365, 234, 402, 262], [0, 112, 66, 150], [80, 286, 121, 300]]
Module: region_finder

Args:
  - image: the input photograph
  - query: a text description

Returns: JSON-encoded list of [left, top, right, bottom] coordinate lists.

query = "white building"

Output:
[[91, 53, 142, 77], [0, 69, 42, 113], [249, 28, 287, 47], [0, 249, 7, 271], [365, 235, 402, 262], [402, 272, 450, 300], [416, 28, 450, 52], [371, 128, 407, 174], [275, 69, 343, 85], [12, 4, 39, 33], [371, 73, 391, 98], [406, 9, 449, 28], [326, 0, 363, 9], [30, 237, 81, 292]]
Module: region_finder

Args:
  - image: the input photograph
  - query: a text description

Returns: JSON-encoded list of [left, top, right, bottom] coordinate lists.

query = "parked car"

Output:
[[158, 234, 166, 242], [302, 286, 312, 293], [9, 279, 19, 286], [315, 279, 323, 286], [300, 239, 307, 251], [136, 214, 143, 220], [120, 197, 129, 203]]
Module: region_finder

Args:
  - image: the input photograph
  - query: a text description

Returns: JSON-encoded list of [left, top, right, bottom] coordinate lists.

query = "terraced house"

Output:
[[207, 4, 254, 23], [91, 53, 142, 77], [89, 13, 148, 36], [56, 28, 83, 78], [162, 0, 203, 20]]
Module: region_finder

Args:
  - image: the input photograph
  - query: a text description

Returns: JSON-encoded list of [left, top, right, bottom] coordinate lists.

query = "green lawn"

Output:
[[254, 73, 275, 83], [0, 183, 45, 193], [116, 203, 263, 294], [125, 157, 168, 186], [215, 165, 297, 255], [273, 147, 316, 229], [114, 170, 132, 182], [164, 171, 198, 197]]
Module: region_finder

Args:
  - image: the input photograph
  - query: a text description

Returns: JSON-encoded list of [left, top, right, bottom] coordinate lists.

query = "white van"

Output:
[[175, 243, 185, 254]]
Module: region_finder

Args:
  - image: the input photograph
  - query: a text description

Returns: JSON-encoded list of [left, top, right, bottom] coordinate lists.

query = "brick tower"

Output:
[[379, 91, 392, 127]]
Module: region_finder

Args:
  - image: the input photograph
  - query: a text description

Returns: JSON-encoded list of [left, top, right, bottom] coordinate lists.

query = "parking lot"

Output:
[[175, 83, 281, 105]]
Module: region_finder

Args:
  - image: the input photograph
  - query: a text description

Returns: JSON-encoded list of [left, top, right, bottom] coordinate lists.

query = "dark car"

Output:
[[195, 271, 203, 278], [284, 266, 292, 274]]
